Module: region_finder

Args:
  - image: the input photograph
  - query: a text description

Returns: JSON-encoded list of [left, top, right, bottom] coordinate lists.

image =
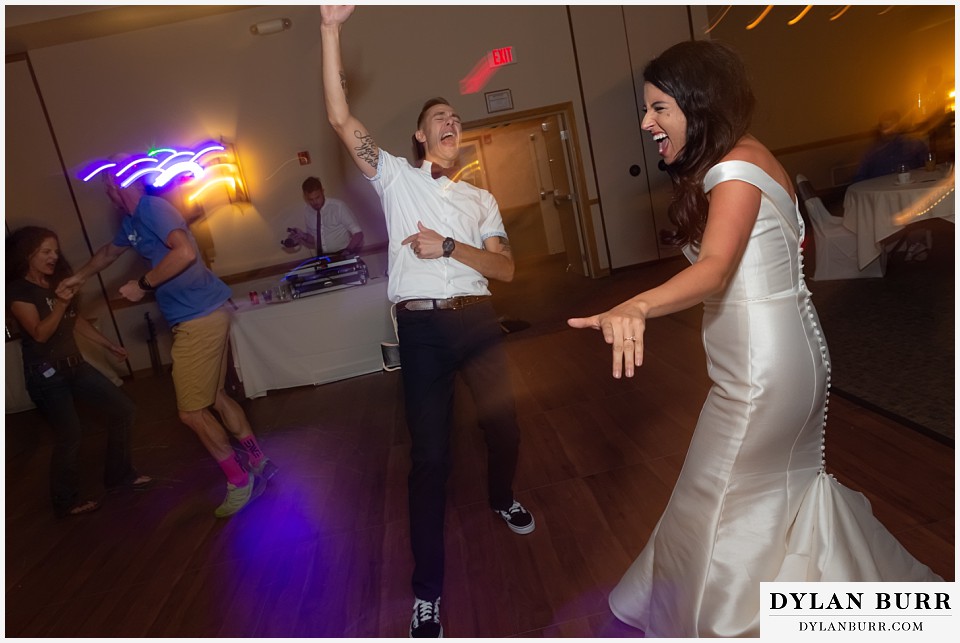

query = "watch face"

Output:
[[442, 238, 455, 255]]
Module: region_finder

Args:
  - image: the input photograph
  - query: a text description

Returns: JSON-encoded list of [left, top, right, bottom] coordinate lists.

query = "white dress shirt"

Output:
[[303, 197, 362, 254], [367, 149, 508, 303]]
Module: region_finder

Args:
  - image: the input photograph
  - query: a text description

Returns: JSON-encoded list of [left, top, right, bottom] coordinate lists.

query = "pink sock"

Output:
[[218, 453, 249, 487], [240, 436, 265, 469]]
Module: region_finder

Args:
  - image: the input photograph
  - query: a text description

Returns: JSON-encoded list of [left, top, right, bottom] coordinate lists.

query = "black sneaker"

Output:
[[410, 597, 442, 638], [495, 500, 535, 534]]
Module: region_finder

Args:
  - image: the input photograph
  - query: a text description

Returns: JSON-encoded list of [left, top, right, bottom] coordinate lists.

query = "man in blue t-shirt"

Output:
[[61, 175, 278, 518]]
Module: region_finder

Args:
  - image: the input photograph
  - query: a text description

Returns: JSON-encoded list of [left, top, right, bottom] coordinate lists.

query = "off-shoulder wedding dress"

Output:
[[608, 160, 942, 638]]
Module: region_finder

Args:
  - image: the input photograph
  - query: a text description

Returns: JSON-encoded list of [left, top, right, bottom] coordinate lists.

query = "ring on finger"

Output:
[[624, 336, 636, 342]]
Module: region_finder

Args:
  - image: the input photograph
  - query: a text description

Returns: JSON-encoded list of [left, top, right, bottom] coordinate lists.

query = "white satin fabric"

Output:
[[608, 161, 941, 638]]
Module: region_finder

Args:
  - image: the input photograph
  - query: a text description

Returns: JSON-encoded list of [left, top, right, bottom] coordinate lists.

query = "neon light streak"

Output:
[[787, 5, 813, 25], [148, 148, 177, 157], [191, 144, 225, 163], [81, 163, 117, 182], [704, 5, 733, 34], [187, 176, 236, 202], [745, 5, 774, 30], [203, 162, 239, 174], [451, 160, 480, 183], [877, 7, 894, 16], [121, 167, 163, 188], [829, 6, 851, 21], [115, 157, 158, 177], [441, 161, 482, 191], [459, 54, 498, 95], [152, 161, 204, 188], [892, 179, 955, 226], [156, 151, 193, 168]]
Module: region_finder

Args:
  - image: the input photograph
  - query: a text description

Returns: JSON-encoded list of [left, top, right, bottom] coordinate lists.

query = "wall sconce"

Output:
[[250, 18, 291, 36]]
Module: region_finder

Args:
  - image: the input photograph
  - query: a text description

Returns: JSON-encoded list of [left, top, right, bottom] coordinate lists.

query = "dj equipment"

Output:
[[282, 254, 368, 299]]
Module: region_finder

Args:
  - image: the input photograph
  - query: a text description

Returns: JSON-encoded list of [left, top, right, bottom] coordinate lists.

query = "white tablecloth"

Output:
[[842, 168, 955, 268], [228, 278, 395, 398]]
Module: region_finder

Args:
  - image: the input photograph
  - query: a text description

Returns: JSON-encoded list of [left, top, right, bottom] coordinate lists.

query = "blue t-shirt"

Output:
[[112, 195, 231, 325]]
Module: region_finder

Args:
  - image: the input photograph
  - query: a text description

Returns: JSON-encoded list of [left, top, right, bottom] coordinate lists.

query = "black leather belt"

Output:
[[27, 354, 84, 375], [397, 296, 489, 312]]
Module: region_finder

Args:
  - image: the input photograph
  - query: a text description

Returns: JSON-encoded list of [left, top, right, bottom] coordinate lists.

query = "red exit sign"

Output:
[[488, 46, 516, 68]]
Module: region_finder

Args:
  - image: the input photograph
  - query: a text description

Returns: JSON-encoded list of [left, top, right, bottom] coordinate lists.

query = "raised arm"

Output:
[[320, 5, 379, 178]]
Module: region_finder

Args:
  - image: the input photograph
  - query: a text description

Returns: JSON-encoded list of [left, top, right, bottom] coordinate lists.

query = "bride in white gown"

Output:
[[568, 40, 941, 638]]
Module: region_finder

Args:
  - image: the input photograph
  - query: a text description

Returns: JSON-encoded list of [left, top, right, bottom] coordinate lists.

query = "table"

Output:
[[228, 278, 395, 398], [842, 167, 955, 269]]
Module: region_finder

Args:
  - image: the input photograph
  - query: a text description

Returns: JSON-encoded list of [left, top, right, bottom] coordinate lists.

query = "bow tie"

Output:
[[430, 162, 461, 181]]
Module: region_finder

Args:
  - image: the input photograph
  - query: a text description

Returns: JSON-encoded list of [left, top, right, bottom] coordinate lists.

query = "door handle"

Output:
[[553, 193, 574, 203]]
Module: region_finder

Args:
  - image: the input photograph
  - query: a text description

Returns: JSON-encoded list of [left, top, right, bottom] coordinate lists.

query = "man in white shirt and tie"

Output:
[[285, 176, 364, 255]]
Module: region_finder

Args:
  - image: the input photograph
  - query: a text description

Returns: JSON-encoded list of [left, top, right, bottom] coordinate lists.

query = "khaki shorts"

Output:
[[170, 307, 231, 412]]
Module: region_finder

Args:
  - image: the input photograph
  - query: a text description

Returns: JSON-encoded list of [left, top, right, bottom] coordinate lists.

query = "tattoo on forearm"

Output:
[[498, 236, 512, 253], [339, 71, 348, 101], [354, 131, 379, 170]]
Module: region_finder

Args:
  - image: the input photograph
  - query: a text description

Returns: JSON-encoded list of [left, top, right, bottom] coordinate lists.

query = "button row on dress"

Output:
[[804, 292, 831, 471]]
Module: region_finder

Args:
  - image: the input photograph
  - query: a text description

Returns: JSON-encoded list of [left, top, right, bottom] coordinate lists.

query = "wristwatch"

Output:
[[137, 274, 156, 291], [442, 237, 456, 258]]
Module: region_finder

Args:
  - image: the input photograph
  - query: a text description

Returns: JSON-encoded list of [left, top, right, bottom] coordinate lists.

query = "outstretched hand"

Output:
[[56, 276, 83, 301], [320, 5, 356, 26], [401, 221, 444, 259], [568, 300, 648, 379], [54, 283, 79, 304]]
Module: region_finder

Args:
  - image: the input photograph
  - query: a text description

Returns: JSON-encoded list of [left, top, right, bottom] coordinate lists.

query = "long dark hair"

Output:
[[644, 40, 756, 247], [6, 226, 74, 289]]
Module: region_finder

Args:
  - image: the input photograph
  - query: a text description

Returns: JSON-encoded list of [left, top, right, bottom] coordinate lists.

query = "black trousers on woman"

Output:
[[397, 300, 520, 601], [26, 361, 137, 516]]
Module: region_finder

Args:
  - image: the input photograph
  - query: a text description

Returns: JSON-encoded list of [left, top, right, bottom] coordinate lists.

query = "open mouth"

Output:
[[440, 131, 456, 143], [653, 132, 669, 156]]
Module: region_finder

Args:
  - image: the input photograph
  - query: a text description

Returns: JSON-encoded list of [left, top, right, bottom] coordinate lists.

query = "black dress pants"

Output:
[[397, 300, 520, 601]]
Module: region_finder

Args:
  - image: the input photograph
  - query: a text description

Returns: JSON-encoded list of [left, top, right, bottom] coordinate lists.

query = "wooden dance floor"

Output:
[[5, 257, 953, 637]]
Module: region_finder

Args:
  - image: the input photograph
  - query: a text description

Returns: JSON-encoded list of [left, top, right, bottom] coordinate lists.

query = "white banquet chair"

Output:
[[796, 174, 885, 280]]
